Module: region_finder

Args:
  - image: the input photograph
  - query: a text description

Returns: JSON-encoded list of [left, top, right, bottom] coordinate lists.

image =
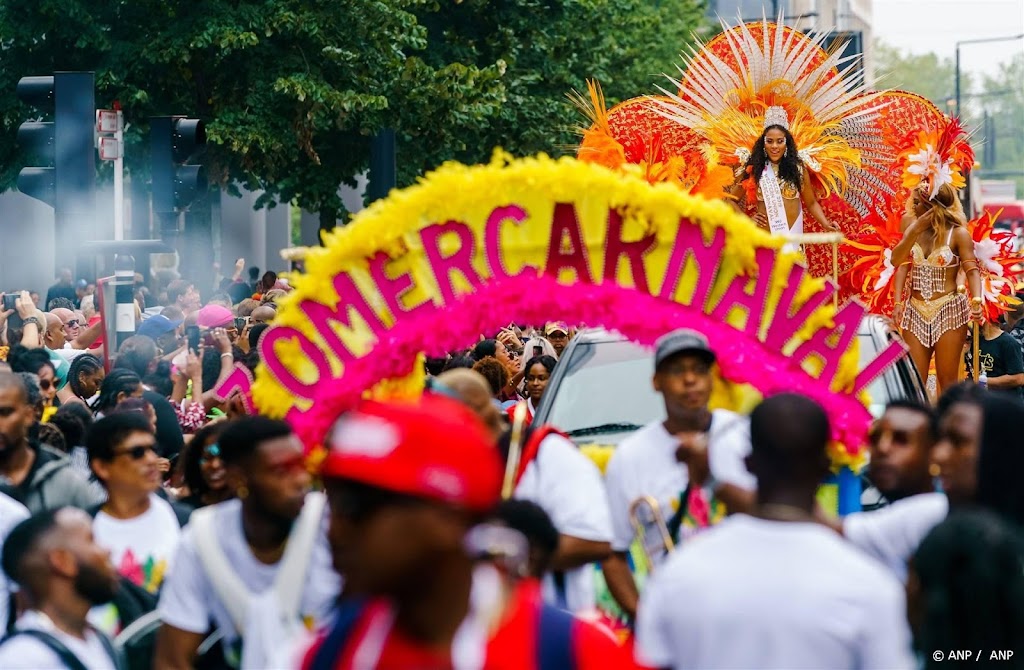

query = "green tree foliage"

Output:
[[874, 41, 1023, 196], [873, 41, 963, 109], [0, 0, 706, 224]]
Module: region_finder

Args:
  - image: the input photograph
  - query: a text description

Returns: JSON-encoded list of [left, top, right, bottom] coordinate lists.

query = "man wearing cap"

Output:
[[301, 395, 637, 670], [602, 328, 756, 619], [138, 314, 184, 356], [544, 322, 571, 358]]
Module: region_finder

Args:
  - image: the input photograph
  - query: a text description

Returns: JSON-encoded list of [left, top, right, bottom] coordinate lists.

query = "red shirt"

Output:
[[301, 580, 641, 670]]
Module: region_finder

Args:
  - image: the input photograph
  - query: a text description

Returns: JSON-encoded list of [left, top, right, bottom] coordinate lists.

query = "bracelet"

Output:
[[220, 353, 233, 359], [970, 297, 983, 306]]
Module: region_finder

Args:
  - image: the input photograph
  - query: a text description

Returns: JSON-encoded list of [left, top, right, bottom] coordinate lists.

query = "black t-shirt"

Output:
[[965, 331, 1024, 399], [143, 390, 185, 461]]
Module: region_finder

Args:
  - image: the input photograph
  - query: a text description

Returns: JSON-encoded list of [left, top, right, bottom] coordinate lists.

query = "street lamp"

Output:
[[954, 33, 1023, 216], [955, 33, 1024, 119]]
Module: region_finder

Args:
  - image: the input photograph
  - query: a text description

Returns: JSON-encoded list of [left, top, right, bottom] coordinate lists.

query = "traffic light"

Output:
[[16, 72, 96, 210], [15, 72, 97, 271], [150, 116, 207, 216]]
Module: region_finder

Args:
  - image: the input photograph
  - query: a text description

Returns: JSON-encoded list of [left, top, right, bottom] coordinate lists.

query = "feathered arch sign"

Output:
[[216, 154, 906, 470]]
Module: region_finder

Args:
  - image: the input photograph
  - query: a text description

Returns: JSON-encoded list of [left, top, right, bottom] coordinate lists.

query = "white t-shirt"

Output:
[[0, 610, 117, 670], [158, 497, 341, 648], [0, 492, 30, 633], [514, 433, 613, 613], [843, 492, 949, 583], [635, 515, 916, 670], [605, 412, 754, 559], [93, 493, 182, 594]]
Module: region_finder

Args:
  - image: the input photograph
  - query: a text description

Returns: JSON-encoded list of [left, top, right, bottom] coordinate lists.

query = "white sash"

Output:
[[760, 165, 803, 254], [760, 164, 791, 236]]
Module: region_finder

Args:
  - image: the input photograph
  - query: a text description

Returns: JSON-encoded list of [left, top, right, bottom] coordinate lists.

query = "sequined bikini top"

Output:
[[756, 165, 802, 202], [911, 229, 957, 268]]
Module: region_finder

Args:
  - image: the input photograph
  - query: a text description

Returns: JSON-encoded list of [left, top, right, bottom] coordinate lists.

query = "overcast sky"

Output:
[[873, 0, 1024, 78]]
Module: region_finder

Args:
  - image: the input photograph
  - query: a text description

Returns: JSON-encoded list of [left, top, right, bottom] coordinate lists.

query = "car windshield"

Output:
[[546, 339, 665, 435], [857, 332, 890, 419]]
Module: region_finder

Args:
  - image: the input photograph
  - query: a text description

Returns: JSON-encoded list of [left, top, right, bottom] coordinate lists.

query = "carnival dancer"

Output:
[[728, 107, 839, 253], [890, 182, 983, 394], [601, 329, 755, 619], [651, 16, 891, 273]]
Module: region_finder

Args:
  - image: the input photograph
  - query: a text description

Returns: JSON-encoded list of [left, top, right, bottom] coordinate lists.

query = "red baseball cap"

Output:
[[321, 395, 502, 513]]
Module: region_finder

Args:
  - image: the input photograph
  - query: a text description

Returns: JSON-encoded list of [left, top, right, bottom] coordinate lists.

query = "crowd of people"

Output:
[[0, 260, 1018, 669]]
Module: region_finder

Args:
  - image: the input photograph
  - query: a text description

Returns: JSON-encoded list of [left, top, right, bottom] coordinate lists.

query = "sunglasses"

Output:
[[38, 379, 52, 391], [115, 444, 157, 460], [200, 443, 221, 465], [65, 320, 81, 328]]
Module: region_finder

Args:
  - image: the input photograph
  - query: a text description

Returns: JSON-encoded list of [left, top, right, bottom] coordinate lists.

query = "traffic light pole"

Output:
[[54, 73, 96, 278]]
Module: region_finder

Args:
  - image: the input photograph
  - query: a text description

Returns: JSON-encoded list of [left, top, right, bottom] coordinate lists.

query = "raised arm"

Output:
[[890, 211, 930, 268]]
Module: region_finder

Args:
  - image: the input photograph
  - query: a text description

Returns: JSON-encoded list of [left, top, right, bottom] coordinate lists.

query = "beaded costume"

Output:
[[900, 230, 970, 347]]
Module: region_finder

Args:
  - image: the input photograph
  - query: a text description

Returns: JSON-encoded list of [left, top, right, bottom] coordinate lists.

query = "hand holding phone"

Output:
[[186, 325, 201, 354], [1, 294, 16, 312]]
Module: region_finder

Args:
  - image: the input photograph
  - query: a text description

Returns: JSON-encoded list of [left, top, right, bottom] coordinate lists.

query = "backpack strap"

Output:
[[307, 599, 366, 670], [535, 605, 576, 670], [191, 506, 251, 634], [273, 492, 326, 622], [513, 425, 567, 487], [1, 627, 124, 670]]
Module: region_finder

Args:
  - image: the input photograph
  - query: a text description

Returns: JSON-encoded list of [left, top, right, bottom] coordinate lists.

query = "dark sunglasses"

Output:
[[38, 379, 52, 391], [115, 444, 157, 460], [200, 443, 221, 464], [65, 320, 81, 328]]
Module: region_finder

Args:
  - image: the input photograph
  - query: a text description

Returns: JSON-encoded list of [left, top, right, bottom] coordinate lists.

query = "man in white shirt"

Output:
[[635, 394, 915, 670], [154, 417, 340, 670], [0, 507, 122, 669], [437, 368, 614, 613], [603, 328, 756, 618], [87, 413, 182, 597]]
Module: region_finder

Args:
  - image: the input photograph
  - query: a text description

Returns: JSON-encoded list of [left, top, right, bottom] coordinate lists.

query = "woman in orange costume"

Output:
[[891, 182, 983, 393]]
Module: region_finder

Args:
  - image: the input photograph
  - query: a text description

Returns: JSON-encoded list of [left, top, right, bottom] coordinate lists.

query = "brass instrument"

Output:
[[501, 400, 529, 500], [629, 495, 675, 572]]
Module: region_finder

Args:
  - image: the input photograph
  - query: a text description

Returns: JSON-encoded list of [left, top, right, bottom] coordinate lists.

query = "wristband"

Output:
[[221, 353, 233, 359]]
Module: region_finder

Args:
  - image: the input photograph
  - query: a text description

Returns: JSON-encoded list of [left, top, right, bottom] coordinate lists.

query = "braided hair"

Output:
[[67, 353, 103, 400], [93, 368, 142, 414]]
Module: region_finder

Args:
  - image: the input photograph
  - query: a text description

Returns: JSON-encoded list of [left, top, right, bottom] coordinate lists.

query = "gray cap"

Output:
[[654, 328, 715, 369]]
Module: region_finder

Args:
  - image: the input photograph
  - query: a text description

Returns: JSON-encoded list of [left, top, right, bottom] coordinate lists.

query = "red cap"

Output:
[[321, 395, 502, 512]]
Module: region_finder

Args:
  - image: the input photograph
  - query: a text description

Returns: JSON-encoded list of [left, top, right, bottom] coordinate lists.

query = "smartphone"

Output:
[[533, 345, 543, 357], [2, 294, 18, 311], [186, 325, 201, 353], [234, 317, 247, 332]]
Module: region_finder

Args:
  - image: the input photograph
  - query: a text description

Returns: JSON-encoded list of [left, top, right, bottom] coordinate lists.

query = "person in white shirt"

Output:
[[0, 491, 30, 633], [841, 388, 1024, 583], [154, 417, 340, 670], [438, 368, 614, 613], [635, 394, 916, 670], [87, 413, 182, 597], [603, 328, 756, 618], [0, 507, 122, 670]]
